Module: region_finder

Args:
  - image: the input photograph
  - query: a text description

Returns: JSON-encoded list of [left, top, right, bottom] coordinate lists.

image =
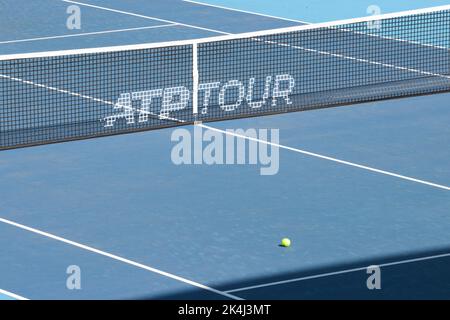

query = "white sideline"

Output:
[[198, 124, 450, 191], [0, 289, 28, 300], [0, 217, 243, 300]]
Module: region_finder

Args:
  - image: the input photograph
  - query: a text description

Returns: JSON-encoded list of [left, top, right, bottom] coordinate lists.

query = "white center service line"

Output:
[[0, 289, 28, 300], [0, 217, 243, 300], [199, 124, 450, 191], [0, 24, 177, 45]]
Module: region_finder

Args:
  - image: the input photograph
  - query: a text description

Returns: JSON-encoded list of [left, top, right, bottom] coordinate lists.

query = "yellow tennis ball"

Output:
[[281, 238, 291, 247]]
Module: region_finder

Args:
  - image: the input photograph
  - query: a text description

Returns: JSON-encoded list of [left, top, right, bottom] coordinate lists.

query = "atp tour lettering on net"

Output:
[[103, 74, 295, 126]]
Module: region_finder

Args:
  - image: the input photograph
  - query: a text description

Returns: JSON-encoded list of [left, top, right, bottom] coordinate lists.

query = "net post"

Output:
[[192, 42, 199, 118]]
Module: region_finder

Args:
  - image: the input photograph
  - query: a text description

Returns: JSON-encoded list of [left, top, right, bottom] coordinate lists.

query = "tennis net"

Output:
[[1, 5, 450, 149]]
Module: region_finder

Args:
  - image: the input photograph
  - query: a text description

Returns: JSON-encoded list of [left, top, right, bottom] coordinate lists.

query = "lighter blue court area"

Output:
[[1, 0, 449, 300], [196, 0, 450, 23]]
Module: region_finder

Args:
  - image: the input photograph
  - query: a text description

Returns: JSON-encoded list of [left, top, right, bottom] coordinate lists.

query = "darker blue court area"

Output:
[[0, 0, 449, 300]]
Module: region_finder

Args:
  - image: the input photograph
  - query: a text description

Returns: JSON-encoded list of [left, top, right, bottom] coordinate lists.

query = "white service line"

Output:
[[0, 217, 242, 300], [226, 251, 450, 293], [198, 124, 450, 191], [62, 0, 229, 35], [182, 0, 309, 24], [0, 288, 29, 300], [0, 24, 178, 45]]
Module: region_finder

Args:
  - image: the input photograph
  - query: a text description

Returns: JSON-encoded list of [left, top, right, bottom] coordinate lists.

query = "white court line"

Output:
[[3, 3, 447, 82], [3, 4, 448, 60], [62, 0, 229, 35], [199, 124, 450, 191], [0, 217, 242, 300], [182, 0, 309, 24], [0, 74, 185, 124], [0, 3, 447, 139], [0, 289, 29, 300], [184, 0, 448, 50], [233, 3, 449, 71], [226, 252, 450, 293], [57, 3, 450, 46], [0, 3, 444, 107], [260, 38, 450, 79], [0, 25, 177, 45]]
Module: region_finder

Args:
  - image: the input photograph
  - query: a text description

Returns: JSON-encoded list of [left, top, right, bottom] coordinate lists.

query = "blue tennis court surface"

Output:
[[1, 0, 449, 300]]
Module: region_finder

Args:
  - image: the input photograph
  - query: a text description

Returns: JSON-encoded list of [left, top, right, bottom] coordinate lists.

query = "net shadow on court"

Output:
[[140, 246, 450, 300]]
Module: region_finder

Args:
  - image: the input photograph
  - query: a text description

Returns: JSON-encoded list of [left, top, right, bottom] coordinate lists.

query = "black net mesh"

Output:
[[1, 8, 449, 149]]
